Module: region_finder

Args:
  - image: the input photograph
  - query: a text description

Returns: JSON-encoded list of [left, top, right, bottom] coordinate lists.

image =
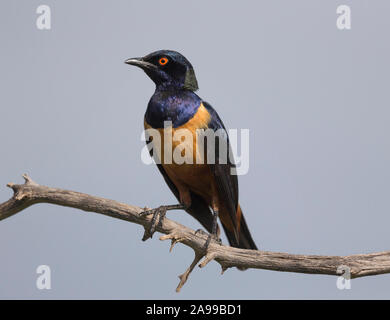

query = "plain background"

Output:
[[0, 0, 389, 299]]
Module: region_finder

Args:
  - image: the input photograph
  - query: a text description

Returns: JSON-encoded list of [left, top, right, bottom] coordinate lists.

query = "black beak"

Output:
[[124, 57, 156, 71]]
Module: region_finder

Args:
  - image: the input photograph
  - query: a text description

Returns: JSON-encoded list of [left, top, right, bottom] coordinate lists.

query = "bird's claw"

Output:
[[195, 229, 221, 250], [139, 206, 168, 240], [204, 233, 222, 250], [194, 229, 209, 236]]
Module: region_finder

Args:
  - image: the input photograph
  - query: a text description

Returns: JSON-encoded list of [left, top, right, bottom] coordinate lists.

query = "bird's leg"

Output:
[[204, 209, 221, 249], [139, 204, 187, 240]]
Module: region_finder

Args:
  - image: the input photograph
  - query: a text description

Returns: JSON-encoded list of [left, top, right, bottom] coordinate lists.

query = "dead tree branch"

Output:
[[1, 174, 390, 291]]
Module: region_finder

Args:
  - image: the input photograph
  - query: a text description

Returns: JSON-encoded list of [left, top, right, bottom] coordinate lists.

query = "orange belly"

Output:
[[162, 162, 214, 202]]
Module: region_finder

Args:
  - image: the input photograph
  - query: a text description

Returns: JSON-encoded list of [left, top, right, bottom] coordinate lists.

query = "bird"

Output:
[[125, 50, 257, 252]]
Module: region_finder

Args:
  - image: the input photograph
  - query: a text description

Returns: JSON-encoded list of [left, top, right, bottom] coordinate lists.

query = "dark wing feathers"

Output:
[[202, 101, 239, 231]]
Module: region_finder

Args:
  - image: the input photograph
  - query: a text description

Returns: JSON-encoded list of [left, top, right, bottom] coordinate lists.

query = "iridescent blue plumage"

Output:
[[145, 89, 201, 128]]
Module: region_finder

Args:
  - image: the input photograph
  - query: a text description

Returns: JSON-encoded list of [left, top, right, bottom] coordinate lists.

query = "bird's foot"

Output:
[[139, 206, 168, 240], [194, 229, 208, 236], [204, 232, 222, 250], [139, 204, 187, 240], [195, 229, 222, 250]]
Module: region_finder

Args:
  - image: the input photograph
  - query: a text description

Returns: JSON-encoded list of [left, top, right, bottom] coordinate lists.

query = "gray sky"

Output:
[[0, 0, 389, 299]]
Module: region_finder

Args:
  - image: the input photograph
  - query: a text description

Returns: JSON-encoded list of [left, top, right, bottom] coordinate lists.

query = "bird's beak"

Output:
[[124, 57, 156, 71]]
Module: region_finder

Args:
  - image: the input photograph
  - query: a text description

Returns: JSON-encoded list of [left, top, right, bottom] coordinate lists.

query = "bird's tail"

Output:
[[221, 205, 257, 271], [221, 204, 258, 251]]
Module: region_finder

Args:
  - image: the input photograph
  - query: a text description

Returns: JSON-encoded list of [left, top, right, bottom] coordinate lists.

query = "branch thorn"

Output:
[[199, 251, 217, 268]]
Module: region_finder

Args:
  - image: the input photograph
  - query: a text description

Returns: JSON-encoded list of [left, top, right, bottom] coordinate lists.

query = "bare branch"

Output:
[[1, 174, 390, 291]]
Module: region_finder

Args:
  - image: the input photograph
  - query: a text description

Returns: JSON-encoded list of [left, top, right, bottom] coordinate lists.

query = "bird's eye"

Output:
[[159, 57, 168, 66]]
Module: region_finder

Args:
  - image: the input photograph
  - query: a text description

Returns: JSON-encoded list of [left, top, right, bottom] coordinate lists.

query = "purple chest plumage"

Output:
[[145, 89, 202, 128]]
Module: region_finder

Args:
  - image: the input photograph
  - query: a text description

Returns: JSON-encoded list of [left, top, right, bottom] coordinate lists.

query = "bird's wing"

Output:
[[202, 101, 240, 233]]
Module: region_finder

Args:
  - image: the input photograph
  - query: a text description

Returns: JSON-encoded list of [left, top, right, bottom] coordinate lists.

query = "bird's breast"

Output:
[[144, 102, 214, 193], [144, 102, 211, 164], [145, 90, 202, 128]]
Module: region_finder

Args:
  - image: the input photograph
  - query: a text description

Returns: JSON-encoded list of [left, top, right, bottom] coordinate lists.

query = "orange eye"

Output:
[[159, 57, 168, 66]]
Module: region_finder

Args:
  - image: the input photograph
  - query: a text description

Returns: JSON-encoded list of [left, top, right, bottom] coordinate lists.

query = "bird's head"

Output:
[[125, 50, 198, 91]]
